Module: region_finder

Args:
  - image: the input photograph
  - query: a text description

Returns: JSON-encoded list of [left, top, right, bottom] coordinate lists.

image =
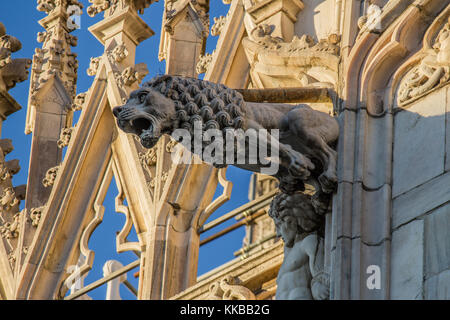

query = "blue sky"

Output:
[[1, 0, 253, 300]]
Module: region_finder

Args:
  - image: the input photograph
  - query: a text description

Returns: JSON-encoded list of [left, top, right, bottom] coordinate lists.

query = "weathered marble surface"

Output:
[[393, 170, 450, 229], [393, 89, 446, 198], [391, 220, 424, 300]]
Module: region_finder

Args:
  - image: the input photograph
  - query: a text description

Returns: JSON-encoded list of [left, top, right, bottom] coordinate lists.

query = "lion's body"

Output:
[[113, 75, 339, 194]]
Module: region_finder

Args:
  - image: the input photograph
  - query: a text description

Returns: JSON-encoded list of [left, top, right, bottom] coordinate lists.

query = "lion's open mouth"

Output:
[[128, 116, 160, 149], [131, 117, 152, 135]]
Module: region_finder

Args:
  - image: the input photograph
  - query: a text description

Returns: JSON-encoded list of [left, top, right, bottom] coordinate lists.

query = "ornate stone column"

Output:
[[24, 0, 82, 210]]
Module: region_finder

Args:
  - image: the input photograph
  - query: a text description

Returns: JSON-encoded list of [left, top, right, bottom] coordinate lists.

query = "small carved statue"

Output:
[[269, 192, 329, 300]]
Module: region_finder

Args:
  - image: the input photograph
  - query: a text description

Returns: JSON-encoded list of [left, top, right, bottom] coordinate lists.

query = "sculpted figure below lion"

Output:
[[113, 75, 339, 194]]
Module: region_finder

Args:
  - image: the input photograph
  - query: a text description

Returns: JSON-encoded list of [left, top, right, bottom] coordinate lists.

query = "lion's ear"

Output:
[[145, 89, 169, 107], [153, 75, 172, 86]]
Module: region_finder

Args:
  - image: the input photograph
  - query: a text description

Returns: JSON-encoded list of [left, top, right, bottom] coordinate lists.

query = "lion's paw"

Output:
[[288, 154, 314, 180], [318, 172, 337, 194]]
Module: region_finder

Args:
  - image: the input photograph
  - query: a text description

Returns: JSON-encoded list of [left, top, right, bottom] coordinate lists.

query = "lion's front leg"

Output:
[[244, 124, 315, 182], [282, 143, 315, 180], [283, 107, 339, 194], [317, 145, 338, 194]]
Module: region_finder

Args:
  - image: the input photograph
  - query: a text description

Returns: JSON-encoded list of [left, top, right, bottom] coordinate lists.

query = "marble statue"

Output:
[[269, 192, 329, 300]]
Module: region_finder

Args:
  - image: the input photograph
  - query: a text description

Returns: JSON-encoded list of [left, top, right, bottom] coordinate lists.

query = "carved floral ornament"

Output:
[[397, 16, 450, 106], [247, 24, 340, 55], [138, 139, 178, 191], [0, 29, 22, 69], [0, 165, 11, 181], [139, 146, 157, 169]]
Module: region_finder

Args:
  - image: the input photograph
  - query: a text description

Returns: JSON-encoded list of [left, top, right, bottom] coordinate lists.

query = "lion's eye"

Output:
[[138, 93, 147, 103]]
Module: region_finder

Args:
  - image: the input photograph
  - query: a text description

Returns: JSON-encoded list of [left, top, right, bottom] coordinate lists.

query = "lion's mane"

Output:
[[142, 75, 246, 133]]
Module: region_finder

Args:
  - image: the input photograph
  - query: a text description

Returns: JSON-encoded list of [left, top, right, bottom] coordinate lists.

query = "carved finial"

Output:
[[0, 22, 31, 93], [87, 0, 155, 17], [29, 0, 82, 102]]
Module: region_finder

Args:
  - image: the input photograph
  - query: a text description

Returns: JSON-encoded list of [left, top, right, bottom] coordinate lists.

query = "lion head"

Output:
[[113, 75, 246, 149]]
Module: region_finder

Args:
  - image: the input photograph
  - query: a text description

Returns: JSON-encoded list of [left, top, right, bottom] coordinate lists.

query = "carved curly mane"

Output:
[[142, 75, 246, 132], [269, 192, 325, 236]]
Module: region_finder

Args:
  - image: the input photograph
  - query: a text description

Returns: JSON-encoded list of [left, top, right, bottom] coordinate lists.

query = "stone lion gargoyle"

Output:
[[113, 75, 339, 195]]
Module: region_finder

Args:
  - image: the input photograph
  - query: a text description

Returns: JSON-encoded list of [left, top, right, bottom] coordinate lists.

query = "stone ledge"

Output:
[[171, 241, 283, 300]]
